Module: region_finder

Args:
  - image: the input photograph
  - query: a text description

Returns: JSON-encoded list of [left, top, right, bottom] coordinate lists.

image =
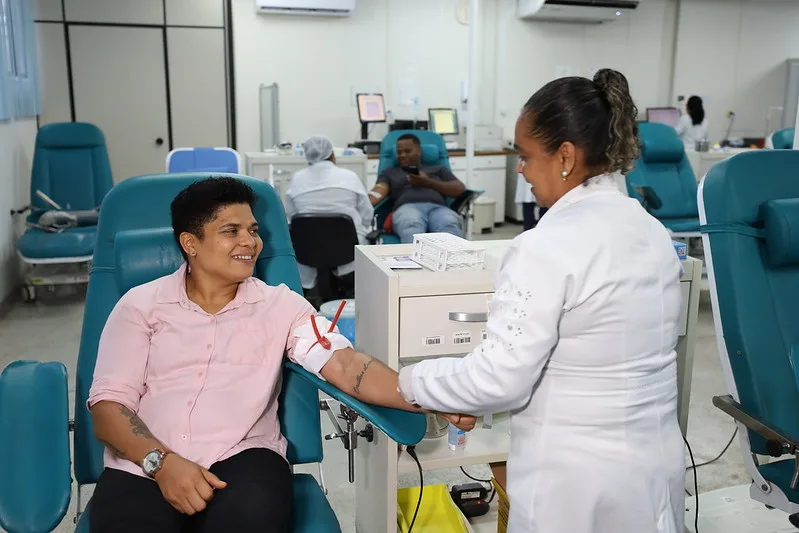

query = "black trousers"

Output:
[[90, 448, 292, 533], [522, 202, 548, 231]]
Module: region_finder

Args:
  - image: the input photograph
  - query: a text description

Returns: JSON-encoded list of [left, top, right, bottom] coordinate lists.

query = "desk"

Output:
[[353, 241, 702, 532], [245, 151, 368, 206], [686, 148, 756, 182], [367, 150, 512, 225]]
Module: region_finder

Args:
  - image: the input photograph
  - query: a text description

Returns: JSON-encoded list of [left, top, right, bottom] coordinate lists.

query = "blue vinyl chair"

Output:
[[0, 173, 425, 533], [370, 130, 482, 244], [626, 122, 701, 238], [14, 122, 114, 300], [166, 147, 242, 173], [771, 128, 795, 150], [699, 149, 799, 527]]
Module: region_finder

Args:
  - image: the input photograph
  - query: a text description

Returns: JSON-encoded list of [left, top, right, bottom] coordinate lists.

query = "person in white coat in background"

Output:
[[396, 69, 686, 533], [284, 135, 374, 290], [675, 95, 709, 151]]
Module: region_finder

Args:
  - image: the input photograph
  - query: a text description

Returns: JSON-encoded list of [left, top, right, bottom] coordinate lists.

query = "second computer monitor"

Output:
[[428, 108, 459, 136], [646, 107, 681, 128]]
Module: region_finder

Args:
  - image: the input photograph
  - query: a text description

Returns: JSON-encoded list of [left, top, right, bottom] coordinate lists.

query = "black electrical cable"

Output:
[[460, 466, 492, 483], [406, 446, 423, 533], [691, 428, 738, 469], [683, 434, 699, 533]]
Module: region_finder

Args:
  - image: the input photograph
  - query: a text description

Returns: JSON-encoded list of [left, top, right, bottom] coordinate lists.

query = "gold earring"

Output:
[[191, 251, 197, 257], [561, 170, 569, 181]]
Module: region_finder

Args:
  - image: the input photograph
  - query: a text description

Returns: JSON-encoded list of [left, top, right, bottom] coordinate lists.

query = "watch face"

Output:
[[143, 451, 161, 475]]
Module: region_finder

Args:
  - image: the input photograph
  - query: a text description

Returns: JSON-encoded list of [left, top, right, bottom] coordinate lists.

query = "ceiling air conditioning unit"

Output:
[[517, 0, 639, 23], [255, 0, 355, 17]]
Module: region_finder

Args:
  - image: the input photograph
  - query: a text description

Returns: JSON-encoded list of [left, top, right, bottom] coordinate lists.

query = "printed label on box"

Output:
[[453, 332, 472, 345], [423, 335, 443, 347]]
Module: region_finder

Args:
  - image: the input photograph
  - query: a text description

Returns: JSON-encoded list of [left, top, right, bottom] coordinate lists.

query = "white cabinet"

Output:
[[245, 151, 368, 207], [353, 242, 703, 532]]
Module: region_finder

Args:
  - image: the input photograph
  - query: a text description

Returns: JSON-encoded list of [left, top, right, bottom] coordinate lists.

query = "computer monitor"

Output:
[[646, 107, 681, 128], [428, 108, 459, 136], [356, 94, 386, 141]]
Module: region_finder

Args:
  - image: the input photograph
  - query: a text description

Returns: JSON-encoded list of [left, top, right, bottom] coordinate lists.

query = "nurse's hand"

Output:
[[439, 413, 477, 432]]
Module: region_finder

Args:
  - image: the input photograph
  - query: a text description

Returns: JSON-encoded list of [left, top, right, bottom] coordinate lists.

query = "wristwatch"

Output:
[[142, 448, 169, 477]]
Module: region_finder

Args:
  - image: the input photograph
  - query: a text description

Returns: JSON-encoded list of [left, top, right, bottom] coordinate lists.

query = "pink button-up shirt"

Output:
[[88, 263, 351, 479]]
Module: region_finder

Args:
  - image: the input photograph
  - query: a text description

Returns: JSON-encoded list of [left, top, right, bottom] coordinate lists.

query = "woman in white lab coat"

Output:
[[397, 69, 685, 533], [675, 95, 709, 150], [284, 135, 374, 290]]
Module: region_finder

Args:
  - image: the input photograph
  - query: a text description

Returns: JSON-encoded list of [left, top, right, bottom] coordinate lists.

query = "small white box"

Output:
[[412, 233, 486, 272]]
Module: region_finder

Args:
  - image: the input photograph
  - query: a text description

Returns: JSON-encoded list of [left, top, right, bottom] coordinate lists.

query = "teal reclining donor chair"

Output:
[[14, 122, 114, 300], [370, 130, 482, 244], [626, 122, 700, 238], [0, 173, 425, 533], [699, 150, 799, 527]]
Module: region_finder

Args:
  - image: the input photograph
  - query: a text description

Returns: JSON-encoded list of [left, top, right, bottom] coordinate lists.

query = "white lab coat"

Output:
[[675, 114, 709, 151], [399, 175, 685, 533], [284, 161, 374, 289]]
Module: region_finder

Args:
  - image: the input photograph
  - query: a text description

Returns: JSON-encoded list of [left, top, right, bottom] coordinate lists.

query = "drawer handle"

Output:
[[449, 312, 488, 323]]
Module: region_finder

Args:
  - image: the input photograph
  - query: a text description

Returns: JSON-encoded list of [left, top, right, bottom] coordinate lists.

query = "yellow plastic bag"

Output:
[[397, 484, 471, 533]]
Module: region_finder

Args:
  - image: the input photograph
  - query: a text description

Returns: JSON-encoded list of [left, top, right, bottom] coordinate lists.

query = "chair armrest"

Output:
[[450, 189, 484, 215], [0, 361, 72, 533], [365, 229, 382, 244], [713, 394, 799, 455], [284, 361, 426, 446], [633, 186, 663, 211]]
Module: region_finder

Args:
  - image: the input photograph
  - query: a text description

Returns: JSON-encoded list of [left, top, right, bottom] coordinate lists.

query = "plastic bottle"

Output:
[[448, 422, 467, 451]]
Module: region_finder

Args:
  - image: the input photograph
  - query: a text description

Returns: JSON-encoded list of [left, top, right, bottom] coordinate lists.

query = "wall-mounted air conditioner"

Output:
[[517, 0, 639, 23], [255, 0, 355, 17]]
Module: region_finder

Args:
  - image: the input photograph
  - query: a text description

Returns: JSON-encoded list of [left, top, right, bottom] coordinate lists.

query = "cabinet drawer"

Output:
[[399, 293, 493, 359], [450, 157, 467, 172], [476, 156, 504, 169], [678, 281, 690, 337], [367, 159, 379, 173]]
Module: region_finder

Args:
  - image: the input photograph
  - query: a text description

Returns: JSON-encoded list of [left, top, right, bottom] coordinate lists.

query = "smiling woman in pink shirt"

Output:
[[87, 177, 474, 533]]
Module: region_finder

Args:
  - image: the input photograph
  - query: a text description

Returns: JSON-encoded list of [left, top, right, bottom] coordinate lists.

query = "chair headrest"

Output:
[[421, 144, 443, 165], [763, 199, 799, 268], [114, 228, 184, 296], [36, 122, 107, 149], [772, 128, 795, 150], [639, 122, 685, 163]]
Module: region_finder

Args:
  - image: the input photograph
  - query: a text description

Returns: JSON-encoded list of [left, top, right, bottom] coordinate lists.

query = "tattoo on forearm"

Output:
[[354, 359, 373, 395], [100, 439, 127, 459], [119, 405, 156, 439]]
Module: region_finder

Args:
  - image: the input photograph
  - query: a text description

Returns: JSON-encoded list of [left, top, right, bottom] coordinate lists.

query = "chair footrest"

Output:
[[0, 361, 71, 533]]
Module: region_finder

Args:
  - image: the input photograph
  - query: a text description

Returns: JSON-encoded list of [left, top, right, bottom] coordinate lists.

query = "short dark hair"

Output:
[[397, 133, 421, 147], [686, 95, 705, 126], [170, 176, 256, 259], [521, 68, 639, 175]]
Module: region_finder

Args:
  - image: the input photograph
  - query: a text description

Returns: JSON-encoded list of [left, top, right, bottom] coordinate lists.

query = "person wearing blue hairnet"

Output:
[[284, 135, 373, 291]]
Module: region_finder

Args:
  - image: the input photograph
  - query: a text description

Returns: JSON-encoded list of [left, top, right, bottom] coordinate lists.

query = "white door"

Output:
[[69, 25, 170, 182], [167, 27, 228, 149]]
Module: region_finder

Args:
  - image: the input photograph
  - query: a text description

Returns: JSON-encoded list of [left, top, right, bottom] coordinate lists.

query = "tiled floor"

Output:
[[0, 226, 749, 532]]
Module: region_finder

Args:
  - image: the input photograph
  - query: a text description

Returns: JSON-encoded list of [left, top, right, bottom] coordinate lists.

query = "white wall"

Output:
[[233, 0, 679, 152], [234, 0, 501, 152], [491, 0, 678, 135], [673, 0, 799, 143], [0, 119, 37, 303]]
